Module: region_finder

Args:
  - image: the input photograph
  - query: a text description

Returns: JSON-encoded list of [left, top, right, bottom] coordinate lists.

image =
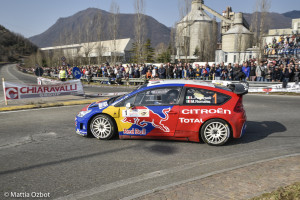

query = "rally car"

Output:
[[75, 80, 247, 146]]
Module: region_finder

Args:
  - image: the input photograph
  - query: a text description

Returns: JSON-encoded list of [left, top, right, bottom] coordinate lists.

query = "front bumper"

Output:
[[75, 116, 88, 136]]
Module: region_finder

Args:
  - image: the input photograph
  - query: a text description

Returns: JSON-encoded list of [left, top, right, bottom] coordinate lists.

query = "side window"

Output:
[[184, 87, 230, 105], [117, 87, 182, 106], [139, 87, 182, 105]]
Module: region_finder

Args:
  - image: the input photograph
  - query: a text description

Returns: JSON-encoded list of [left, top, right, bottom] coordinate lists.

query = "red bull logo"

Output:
[[122, 107, 171, 132]]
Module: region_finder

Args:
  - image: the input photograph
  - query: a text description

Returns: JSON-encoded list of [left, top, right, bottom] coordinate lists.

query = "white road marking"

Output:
[[121, 153, 300, 200], [0, 105, 83, 114], [54, 144, 300, 200]]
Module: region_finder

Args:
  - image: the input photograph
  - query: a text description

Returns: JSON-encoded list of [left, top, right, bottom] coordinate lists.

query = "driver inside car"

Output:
[[165, 89, 179, 104]]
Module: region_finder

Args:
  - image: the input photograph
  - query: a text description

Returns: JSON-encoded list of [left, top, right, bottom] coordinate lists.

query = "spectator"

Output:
[[227, 63, 233, 80], [195, 65, 201, 80], [204, 63, 210, 80], [282, 64, 293, 88], [272, 66, 282, 82], [85, 67, 92, 84], [242, 62, 250, 81], [250, 62, 256, 81], [209, 64, 215, 80], [265, 64, 272, 82], [214, 63, 222, 80], [165, 63, 173, 79], [152, 66, 158, 79], [220, 66, 228, 80], [256, 61, 265, 82], [232, 63, 240, 80], [294, 65, 299, 84], [146, 69, 152, 80], [182, 66, 189, 79], [134, 65, 140, 78], [158, 64, 166, 79], [59, 67, 67, 81]]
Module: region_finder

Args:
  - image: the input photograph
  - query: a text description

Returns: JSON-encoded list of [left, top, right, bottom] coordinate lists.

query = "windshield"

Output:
[[107, 84, 147, 105], [107, 95, 123, 105]]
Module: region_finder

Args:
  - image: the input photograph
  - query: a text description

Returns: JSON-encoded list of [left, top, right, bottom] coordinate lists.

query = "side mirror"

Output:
[[126, 102, 132, 110]]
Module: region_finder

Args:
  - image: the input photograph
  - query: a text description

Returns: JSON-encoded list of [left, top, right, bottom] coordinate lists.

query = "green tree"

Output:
[[156, 45, 171, 63], [144, 39, 155, 63], [130, 39, 155, 63], [130, 42, 139, 63], [193, 46, 199, 57]]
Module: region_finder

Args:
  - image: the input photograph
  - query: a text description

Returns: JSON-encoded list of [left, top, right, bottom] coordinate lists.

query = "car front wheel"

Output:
[[200, 119, 231, 146], [90, 115, 116, 140]]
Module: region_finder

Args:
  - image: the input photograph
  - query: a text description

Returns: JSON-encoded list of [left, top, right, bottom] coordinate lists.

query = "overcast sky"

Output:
[[0, 0, 299, 38]]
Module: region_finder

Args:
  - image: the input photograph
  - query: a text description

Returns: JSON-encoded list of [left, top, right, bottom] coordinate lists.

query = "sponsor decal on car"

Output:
[[98, 101, 108, 109], [123, 128, 147, 135], [179, 118, 203, 123], [122, 109, 149, 117], [122, 107, 171, 132], [182, 108, 231, 115]]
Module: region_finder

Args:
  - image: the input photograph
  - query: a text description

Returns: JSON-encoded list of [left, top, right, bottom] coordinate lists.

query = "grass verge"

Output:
[[250, 182, 300, 200], [0, 99, 105, 112]]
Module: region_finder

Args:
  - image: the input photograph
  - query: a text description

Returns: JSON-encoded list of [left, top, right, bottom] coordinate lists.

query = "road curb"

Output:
[[0, 99, 105, 112]]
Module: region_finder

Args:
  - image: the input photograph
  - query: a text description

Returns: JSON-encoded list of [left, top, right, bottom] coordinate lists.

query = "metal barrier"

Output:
[[49, 73, 284, 87]]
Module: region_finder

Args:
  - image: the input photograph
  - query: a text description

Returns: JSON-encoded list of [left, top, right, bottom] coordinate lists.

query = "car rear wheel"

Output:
[[200, 119, 231, 146], [90, 115, 116, 140]]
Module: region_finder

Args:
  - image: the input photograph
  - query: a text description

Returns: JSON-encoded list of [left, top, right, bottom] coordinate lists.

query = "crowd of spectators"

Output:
[[264, 34, 300, 56], [39, 56, 299, 86], [20, 55, 300, 87]]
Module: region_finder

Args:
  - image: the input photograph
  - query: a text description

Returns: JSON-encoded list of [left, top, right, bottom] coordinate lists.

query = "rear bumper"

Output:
[[231, 112, 247, 138], [240, 122, 247, 137]]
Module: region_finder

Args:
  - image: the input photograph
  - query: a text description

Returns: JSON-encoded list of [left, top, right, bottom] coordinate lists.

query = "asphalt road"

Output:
[[0, 64, 300, 200]]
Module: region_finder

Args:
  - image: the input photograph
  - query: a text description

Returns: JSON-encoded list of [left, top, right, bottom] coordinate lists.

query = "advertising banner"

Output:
[[249, 83, 300, 93], [3, 79, 84, 100], [212, 80, 300, 93]]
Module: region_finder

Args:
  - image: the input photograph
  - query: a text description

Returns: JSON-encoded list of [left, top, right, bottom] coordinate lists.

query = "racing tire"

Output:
[[90, 114, 116, 140], [200, 119, 231, 146]]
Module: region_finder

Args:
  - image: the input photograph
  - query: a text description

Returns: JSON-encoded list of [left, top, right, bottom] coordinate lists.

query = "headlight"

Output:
[[77, 110, 92, 117]]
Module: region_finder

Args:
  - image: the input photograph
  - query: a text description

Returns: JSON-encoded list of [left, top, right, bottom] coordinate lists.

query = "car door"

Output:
[[176, 86, 232, 134], [118, 87, 182, 137]]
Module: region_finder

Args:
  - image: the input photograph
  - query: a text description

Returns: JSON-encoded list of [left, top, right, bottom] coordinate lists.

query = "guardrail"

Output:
[[49, 73, 285, 87]]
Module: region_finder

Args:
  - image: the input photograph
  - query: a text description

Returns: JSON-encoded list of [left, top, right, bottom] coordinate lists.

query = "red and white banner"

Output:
[[3, 80, 84, 100], [249, 83, 300, 93]]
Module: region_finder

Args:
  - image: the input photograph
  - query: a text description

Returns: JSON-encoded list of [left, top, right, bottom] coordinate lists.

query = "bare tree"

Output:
[[176, 0, 192, 63], [250, 2, 260, 48], [169, 24, 177, 61], [237, 26, 243, 64], [196, 19, 212, 62], [258, 0, 271, 61], [134, 0, 146, 64], [82, 16, 97, 65], [95, 10, 104, 64], [110, 0, 120, 65]]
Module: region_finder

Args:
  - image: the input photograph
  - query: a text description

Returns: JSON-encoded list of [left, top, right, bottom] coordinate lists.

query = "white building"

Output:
[[40, 38, 134, 63], [175, 0, 218, 61], [264, 18, 300, 45]]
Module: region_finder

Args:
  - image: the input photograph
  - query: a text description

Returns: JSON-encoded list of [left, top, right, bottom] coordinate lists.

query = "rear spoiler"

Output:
[[227, 82, 249, 95]]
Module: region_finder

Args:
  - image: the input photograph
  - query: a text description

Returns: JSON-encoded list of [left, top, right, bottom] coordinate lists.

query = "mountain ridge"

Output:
[[28, 9, 300, 48]]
